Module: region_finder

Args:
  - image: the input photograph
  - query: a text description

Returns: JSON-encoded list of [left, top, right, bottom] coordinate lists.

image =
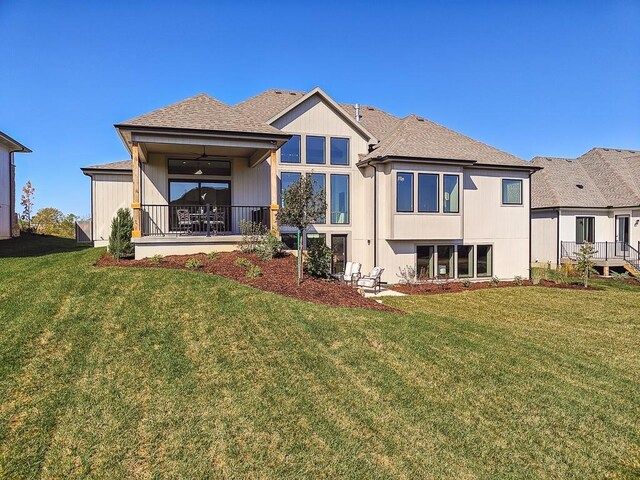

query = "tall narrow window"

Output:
[[330, 174, 349, 224], [457, 245, 474, 278], [310, 173, 326, 224], [330, 137, 349, 165], [331, 234, 347, 274], [477, 245, 493, 277], [280, 172, 301, 206], [443, 175, 459, 213], [306, 136, 325, 164], [416, 245, 435, 279], [502, 179, 523, 205], [280, 135, 301, 163], [576, 216, 595, 243], [396, 172, 414, 212], [418, 173, 438, 212], [437, 245, 454, 277]]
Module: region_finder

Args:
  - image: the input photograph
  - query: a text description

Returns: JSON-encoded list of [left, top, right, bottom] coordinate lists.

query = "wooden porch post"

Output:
[[131, 145, 142, 238], [269, 148, 279, 235]]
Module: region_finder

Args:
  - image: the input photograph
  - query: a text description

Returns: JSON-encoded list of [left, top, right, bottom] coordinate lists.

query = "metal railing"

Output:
[[140, 204, 270, 237], [561, 241, 640, 270]]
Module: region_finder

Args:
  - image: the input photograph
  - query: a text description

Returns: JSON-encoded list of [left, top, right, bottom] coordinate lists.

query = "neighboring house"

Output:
[[82, 87, 537, 282], [0, 131, 31, 239], [531, 148, 640, 275]]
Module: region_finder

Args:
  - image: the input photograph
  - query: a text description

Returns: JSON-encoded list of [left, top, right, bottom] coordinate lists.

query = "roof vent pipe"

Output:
[[355, 104, 361, 122]]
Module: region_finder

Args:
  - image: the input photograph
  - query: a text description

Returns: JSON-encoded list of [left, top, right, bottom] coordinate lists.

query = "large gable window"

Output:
[[280, 135, 301, 163], [306, 136, 326, 164], [502, 179, 523, 205], [330, 137, 349, 165]]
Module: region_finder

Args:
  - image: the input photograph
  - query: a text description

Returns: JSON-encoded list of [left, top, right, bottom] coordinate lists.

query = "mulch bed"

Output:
[[95, 251, 396, 312], [392, 278, 603, 295]]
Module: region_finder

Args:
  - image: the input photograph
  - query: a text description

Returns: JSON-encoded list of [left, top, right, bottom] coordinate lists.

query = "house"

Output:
[[530, 148, 640, 275], [82, 87, 538, 283], [0, 131, 31, 239]]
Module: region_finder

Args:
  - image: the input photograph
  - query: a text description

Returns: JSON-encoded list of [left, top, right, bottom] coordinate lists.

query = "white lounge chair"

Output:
[[357, 267, 385, 293], [344, 262, 361, 285]]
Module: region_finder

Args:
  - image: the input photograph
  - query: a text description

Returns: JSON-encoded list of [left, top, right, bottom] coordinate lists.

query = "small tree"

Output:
[[108, 208, 134, 260], [575, 242, 598, 287], [277, 174, 327, 284], [20, 180, 35, 232]]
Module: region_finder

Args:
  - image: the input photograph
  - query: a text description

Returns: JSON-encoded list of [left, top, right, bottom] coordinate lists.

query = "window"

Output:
[[281, 233, 299, 250], [502, 179, 523, 205], [331, 234, 347, 274], [169, 180, 230, 206], [396, 172, 414, 212], [418, 173, 439, 212], [280, 172, 301, 206], [437, 245, 454, 277], [457, 245, 474, 278], [477, 245, 493, 277], [576, 216, 595, 244], [306, 136, 325, 164], [168, 159, 230, 176], [280, 135, 301, 163], [310, 173, 326, 224], [416, 245, 435, 279], [330, 174, 349, 224], [330, 137, 349, 165], [306, 232, 326, 250], [443, 175, 459, 213]]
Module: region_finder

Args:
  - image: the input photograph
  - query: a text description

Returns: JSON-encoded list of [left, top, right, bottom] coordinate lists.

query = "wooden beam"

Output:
[[135, 143, 148, 163], [249, 149, 269, 168], [269, 149, 279, 234], [131, 145, 142, 238]]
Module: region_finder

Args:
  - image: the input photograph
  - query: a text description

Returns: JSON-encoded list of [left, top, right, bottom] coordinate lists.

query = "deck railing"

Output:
[[561, 241, 640, 270], [140, 204, 270, 237]]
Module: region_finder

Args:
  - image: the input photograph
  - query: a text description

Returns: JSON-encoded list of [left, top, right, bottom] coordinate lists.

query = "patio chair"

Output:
[[176, 208, 194, 235], [357, 267, 385, 294], [210, 208, 225, 235], [343, 262, 362, 285]]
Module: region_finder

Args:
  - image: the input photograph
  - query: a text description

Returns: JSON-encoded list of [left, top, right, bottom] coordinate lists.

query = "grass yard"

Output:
[[0, 236, 638, 478]]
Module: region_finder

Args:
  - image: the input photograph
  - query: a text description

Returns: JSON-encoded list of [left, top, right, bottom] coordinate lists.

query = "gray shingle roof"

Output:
[[81, 160, 132, 172], [362, 114, 529, 167], [339, 104, 401, 139], [117, 93, 283, 136], [531, 148, 640, 208]]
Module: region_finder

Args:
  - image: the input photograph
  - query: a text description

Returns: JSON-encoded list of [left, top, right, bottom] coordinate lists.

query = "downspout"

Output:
[[367, 159, 378, 267], [556, 208, 561, 266], [528, 171, 533, 280]]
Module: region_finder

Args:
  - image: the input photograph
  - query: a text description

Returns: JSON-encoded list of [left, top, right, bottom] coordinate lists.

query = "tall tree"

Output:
[[20, 180, 35, 232], [277, 174, 327, 284]]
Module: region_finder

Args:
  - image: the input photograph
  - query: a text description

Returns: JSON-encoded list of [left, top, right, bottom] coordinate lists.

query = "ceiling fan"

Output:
[[196, 147, 209, 161]]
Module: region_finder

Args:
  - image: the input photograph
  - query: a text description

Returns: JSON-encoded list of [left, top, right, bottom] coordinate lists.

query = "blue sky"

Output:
[[1, 0, 639, 216]]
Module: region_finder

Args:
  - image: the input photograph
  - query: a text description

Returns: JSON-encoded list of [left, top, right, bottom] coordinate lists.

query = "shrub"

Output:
[[235, 257, 253, 268], [206, 251, 219, 261], [246, 264, 262, 278], [490, 276, 500, 287], [108, 208, 134, 260], [256, 230, 284, 261], [513, 275, 523, 286], [185, 258, 203, 269], [239, 220, 266, 253], [149, 254, 164, 265], [307, 241, 332, 278], [396, 266, 418, 284], [461, 279, 472, 288]]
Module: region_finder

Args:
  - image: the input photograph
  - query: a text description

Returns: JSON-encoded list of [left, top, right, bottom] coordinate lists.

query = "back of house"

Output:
[[82, 87, 537, 283], [0, 131, 31, 239]]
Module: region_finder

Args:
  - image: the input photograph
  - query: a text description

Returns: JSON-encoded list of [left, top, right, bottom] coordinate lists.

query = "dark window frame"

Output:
[[310, 173, 326, 224], [280, 171, 302, 206], [502, 178, 523, 205], [280, 135, 302, 164], [167, 158, 232, 176], [396, 172, 414, 213], [443, 174, 460, 214], [576, 216, 595, 244], [168, 179, 231, 206], [476, 244, 493, 278], [418, 173, 439, 213], [330, 174, 350, 224], [457, 245, 474, 279], [306, 135, 326, 164], [330, 137, 350, 166]]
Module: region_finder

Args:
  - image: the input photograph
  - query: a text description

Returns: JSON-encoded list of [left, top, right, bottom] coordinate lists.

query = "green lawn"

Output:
[[0, 236, 638, 479]]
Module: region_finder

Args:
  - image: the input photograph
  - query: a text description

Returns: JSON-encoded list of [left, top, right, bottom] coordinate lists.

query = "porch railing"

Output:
[[140, 204, 270, 237], [561, 241, 640, 270]]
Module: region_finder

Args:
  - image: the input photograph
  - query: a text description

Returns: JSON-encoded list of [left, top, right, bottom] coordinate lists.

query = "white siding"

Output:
[[0, 146, 10, 238], [92, 173, 133, 246], [531, 210, 558, 264]]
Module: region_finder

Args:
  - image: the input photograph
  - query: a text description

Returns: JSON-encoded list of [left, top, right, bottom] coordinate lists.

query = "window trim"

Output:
[[280, 134, 302, 164], [396, 172, 414, 213], [457, 245, 474, 279], [576, 216, 595, 244], [329, 137, 350, 166], [476, 244, 493, 278], [443, 174, 460, 214], [305, 135, 326, 165], [502, 178, 523, 206], [330, 173, 350, 224], [417, 173, 439, 213]]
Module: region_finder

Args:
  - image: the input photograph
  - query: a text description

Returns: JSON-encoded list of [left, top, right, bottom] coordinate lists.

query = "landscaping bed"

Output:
[[392, 278, 602, 295], [95, 251, 396, 312]]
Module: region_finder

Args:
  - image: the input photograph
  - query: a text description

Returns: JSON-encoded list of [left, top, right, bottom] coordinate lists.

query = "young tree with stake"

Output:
[[277, 174, 327, 285], [575, 242, 598, 288]]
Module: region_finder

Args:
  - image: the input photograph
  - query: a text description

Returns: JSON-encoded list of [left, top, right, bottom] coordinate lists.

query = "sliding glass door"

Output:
[[169, 180, 231, 232]]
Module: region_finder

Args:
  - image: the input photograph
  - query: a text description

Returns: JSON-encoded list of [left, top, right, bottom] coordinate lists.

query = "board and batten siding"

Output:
[[92, 173, 133, 246], [531, 210, 559, 264], [0, 146, 11, 238]]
